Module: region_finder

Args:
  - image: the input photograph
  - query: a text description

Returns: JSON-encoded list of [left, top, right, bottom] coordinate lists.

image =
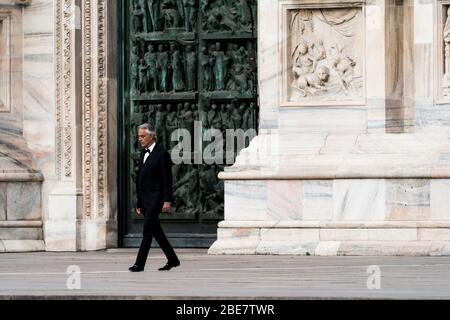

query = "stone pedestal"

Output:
[[209, 0, 450, 256]]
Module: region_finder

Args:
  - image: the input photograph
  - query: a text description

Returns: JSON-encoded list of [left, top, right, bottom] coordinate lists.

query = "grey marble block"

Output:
[[0, 183, 6, 220], [0, 227, 43, 240], [386, 179, 430, 221], [0, 240, 45, 253], [6, 182, 41, 221]]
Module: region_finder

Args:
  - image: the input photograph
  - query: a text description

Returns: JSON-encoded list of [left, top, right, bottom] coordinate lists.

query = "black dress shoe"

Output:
[[129, 265, 144, 272], [158, 261, 180, 271]]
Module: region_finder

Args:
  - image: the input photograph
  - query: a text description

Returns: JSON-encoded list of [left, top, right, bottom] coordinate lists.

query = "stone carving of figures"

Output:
[[208, 104, 222, 130], [295, 65, 330, 97], [293, 41, 316, 77], [199, 165, 221, 214], [311, 40, 327, 62], [200, 0, 210, 16], [161, 0, 181, 29], [299, 21, 306, 35], [182, 0, 196, 32], [211, 42, 229, 91], [228, 65, 250, 93], [156, 44, 169, 92], [144, 44, 159, 92], [231, 106, 242, 130], [185, 45, 197, 91], [131, 105, 145, 150], [146, 104, 157, 126], [130, 43, 139, 61], [130, 56, 139, 94], [192, 103, 199, 120], [176, 0, 185, 23], [200, 47, 213, 90], [236, 0, 252, 30], [131, 105, 146, 134], [130, 45, 139, 66], [207, 0, 238, 32], [234, 46, 247, 67], [225, 103, 235, 130], [180, 102, 195, 141], [329, 43, 356, 95], [248, 102, 256, 130], [220, 104, 229, 128], [147, 0, 160, 32], [165, 104, 178, 149], [227, 43, 237, 65], [443, 7, 450, 95], [138, 59, 149, 93], [177, 102, 184, 118], [141, 105, 149, 123], [132, 1, 144, 33], [199, 104, 210, 131], [155, 104, 167, 149], [241, 103, 250, 131], [137, 0, 148, 33], [170, 43, 186, 92], [173, 165, 199, 214], [206, 11, 220, 32]]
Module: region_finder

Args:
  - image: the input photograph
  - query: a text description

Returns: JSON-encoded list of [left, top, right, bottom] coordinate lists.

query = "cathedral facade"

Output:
[[3, 0, 450, 256]]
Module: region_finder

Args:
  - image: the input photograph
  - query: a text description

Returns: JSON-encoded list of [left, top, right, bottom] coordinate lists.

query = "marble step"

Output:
[[0, 220, 43, 242], [0, 240, 45, 253]]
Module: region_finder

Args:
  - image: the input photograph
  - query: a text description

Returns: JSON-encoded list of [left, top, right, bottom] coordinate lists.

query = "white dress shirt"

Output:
[[143, 142, 156, 164]]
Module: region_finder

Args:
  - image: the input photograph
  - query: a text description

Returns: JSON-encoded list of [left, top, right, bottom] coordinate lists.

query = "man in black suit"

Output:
[[129, 123, 180, 272]]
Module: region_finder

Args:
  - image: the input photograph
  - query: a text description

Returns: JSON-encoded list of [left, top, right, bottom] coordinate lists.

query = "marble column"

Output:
[[46, 0, 117, 251]]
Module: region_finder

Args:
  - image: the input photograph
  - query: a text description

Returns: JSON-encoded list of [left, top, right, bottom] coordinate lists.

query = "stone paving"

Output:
[[0, 249, 449, 299]]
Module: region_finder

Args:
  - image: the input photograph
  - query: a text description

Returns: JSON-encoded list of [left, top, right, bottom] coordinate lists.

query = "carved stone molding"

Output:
[[436, 0, 450, 103], [0, 0, 32, 6], [279, 0, 366, 107], [81, 0, 108, 219], [13, 0, 31, 5], [97, 0, 107, 217], [62, 0, 73, 178], [55, 0, 109, 219], [0, 13, 11, 112], [82, 0, 93, 216], [55, 0, 62, 177]]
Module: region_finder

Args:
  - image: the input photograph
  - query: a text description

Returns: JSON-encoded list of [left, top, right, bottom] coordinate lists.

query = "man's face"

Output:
[[318, 69, 329, 81], [138, 129, 155, 149]]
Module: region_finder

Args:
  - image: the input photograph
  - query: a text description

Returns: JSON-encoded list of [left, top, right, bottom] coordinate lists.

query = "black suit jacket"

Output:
[[136, 142, 174, 213]]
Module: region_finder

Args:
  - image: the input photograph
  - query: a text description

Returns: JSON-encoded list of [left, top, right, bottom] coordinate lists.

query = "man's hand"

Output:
[[136, 208, 142, 215], [162, 202, 171, 213]]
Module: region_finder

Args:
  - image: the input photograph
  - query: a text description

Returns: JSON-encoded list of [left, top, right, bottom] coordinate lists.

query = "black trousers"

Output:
[[135, 210, 179, 268]]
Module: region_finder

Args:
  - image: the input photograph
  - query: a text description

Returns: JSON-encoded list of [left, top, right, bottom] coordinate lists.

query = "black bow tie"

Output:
[[145, 149, 151, 154]]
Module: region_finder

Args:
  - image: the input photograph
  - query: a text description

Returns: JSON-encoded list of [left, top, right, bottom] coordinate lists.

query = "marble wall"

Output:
[[23, 0, 55, 183], [1, 0, 119, 252], [209, 0, 450, 256], [0, 0, 46, 252], [209, 178, 450, 255]]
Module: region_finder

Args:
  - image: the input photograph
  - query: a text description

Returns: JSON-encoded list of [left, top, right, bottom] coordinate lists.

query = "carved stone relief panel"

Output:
[[437, 1, 450, 103], [0, 14, 11, 112], [281, 2, 365, 106]]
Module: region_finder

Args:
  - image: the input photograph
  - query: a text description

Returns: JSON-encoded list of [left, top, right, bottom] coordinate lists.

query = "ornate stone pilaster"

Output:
[[47, 0, 116, 251]]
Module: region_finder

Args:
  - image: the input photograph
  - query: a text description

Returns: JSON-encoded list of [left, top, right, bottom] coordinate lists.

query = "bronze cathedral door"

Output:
[[118, 0, 258, 247]]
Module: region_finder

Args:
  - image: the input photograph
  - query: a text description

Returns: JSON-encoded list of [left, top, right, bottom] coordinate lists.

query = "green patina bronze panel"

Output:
[[120, 0, 258, 247]]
